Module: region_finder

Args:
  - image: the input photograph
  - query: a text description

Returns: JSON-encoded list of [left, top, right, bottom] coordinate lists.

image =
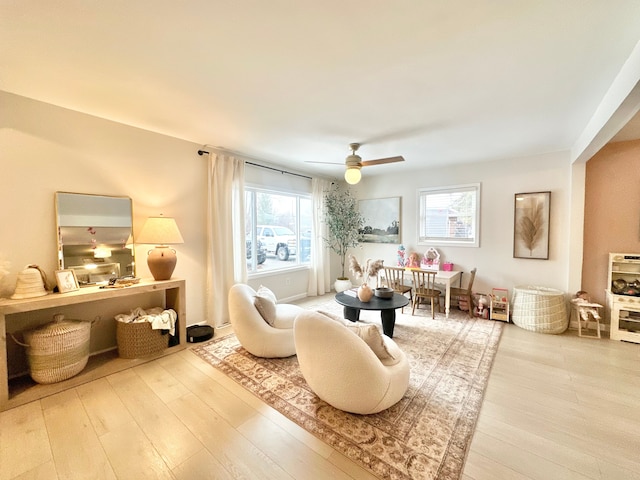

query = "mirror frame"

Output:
[[55, 192, 135, 286]]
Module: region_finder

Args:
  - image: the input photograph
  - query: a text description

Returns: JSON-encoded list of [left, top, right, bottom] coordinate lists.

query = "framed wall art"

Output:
[[513, 191, 550, 260], [55, 269, 80, 293], [358, 197, 401, 244]]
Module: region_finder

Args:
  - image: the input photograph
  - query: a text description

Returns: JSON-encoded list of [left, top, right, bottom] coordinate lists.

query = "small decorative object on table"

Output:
[[349, 255, 384, 302], [406, 252, 421, 268], [12, 265, 50, 299], [374, 287, 394, 299], [396, 244, 406, 267], [421, 248, 440, 271]]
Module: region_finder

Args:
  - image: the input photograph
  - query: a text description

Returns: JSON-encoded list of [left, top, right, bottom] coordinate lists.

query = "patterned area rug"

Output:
[[192, 300, 503, 480]]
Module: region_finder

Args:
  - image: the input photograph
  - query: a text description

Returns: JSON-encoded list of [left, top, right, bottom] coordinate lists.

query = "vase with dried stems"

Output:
[[349, 256, 384, 302]]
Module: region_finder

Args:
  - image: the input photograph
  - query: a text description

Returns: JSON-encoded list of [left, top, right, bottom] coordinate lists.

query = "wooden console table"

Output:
[[0, 278, 186, 411]]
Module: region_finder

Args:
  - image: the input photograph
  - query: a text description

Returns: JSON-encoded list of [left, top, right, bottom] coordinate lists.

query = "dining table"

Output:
[[406, 268, 462, 318]]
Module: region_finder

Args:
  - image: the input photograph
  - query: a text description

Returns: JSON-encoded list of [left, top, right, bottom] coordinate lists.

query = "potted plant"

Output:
[[324, 184, 364, 292]]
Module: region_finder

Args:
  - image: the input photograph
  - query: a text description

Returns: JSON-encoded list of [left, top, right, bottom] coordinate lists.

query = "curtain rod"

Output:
[[197, 148, 312, 180]]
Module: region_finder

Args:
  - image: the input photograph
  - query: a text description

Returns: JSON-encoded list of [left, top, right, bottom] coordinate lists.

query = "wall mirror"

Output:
[[55, 192, 135, 286]]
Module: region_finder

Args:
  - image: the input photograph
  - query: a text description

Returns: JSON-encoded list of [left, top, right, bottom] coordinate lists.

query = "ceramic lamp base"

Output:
[[147, 246, 177, 281]]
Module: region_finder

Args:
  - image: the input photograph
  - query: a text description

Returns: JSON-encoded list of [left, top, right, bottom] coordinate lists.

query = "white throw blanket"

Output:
[[115, 307, 177, 336]]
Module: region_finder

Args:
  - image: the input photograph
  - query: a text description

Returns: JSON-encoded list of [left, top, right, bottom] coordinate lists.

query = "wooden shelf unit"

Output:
[[607, 253, 640, 343], [0, 278, 186, 411]]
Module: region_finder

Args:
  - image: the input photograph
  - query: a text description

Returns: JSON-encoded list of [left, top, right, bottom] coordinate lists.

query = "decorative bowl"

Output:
[[375, 287, 394, 299]]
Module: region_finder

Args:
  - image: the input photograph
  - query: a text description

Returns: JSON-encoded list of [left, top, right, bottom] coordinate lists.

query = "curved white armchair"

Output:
[[228, 283, 303, 358], [294, 310, 410, 414]]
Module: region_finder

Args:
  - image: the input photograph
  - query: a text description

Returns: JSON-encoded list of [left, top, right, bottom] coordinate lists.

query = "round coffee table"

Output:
[[335, 292, 410, 338]]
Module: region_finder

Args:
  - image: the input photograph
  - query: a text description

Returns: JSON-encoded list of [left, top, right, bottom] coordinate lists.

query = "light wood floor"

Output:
[[1, 296, 639, 480]]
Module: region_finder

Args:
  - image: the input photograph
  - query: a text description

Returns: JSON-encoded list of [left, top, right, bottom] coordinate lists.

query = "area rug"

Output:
[[192, 302, 503, 480]]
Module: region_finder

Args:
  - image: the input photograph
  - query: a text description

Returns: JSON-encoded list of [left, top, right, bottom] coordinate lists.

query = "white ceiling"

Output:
[[2, 1, 640, 180]]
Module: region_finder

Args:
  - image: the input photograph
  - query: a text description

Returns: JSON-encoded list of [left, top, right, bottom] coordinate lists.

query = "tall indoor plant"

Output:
[[324, 184, 364, 292]]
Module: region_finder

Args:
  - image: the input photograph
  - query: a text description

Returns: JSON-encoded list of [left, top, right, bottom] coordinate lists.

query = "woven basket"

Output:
[[511, 285, 568, 334], [116, 320, 168, 359], [22, 314, 91, 384]]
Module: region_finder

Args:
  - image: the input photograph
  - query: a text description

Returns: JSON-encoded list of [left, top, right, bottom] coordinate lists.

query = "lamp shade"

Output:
[[137, 216, 184, 281], [344, 167, 362, 185], [137, 216, 184, 245]]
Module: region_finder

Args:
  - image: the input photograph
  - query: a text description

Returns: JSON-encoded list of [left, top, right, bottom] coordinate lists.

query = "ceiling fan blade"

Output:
[[361, 156, 405, 167], [304, 160, 344, 165]]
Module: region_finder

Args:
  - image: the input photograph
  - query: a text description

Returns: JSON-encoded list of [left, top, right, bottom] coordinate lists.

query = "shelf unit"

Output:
[[0, 278, 186, 411], [490, 288, 510, 322], [606, 253, 640, 343]]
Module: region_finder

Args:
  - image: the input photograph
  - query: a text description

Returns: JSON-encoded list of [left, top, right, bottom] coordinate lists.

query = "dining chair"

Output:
[[448, 268, 477, 318], [411, 270, 442, 318], [383, 266, 413, 312]]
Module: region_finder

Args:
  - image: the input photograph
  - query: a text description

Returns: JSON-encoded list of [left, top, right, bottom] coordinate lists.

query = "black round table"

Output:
[[335, 291, 410, 338]]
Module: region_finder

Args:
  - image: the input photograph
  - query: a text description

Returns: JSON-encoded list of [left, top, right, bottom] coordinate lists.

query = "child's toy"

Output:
[[407, 252, 421, 268], [571, 290, 602, 338], [490, 288, 509, 321], [474, 294, 489, 319], [421, 247, 440, 271], [397, 245, 406, 267]]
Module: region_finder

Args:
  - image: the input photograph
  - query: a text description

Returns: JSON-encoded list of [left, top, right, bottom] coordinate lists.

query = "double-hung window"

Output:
[[245, 187, 312, 274], [417, 183, 480, 247]]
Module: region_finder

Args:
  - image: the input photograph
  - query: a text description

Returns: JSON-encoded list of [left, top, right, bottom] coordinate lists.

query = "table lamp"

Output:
[[136, 215, 184, 281]]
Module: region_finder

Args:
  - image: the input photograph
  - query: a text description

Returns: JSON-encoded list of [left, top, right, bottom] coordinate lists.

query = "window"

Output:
[[418, 183, 480, 247], [245, 188, 312, 273]]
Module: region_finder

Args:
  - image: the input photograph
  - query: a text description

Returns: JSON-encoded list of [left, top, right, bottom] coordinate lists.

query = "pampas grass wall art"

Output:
[[514, 191, 551, 259]]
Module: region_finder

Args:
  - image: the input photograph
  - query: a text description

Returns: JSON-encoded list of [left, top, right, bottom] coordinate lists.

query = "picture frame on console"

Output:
[[55, 269, 80, 293]]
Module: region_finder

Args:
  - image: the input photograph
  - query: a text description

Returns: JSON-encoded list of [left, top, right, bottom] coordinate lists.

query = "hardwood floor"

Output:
[[1, 295, 639, 479]]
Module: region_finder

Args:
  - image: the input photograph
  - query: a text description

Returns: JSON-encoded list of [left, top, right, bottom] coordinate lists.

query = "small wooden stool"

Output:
[[571, 301, 602, 338]]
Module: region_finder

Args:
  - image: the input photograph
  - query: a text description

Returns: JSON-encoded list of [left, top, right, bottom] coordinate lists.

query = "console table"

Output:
[[0, 278, 186, 411]]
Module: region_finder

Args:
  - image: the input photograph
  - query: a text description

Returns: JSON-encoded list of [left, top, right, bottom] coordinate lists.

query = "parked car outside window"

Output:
[[246, 237, 267, 265], [257, 225, 297, 261]]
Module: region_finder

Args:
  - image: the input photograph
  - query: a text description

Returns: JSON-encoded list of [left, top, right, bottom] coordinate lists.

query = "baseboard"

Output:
[[279, 293, 309, 304]]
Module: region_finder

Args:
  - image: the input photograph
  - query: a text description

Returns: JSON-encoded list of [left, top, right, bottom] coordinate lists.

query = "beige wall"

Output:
[[2, 90, 584, 329], [582, 139, 640, 305], [1, 91, 209, 326], [350, 152, 575, 298]]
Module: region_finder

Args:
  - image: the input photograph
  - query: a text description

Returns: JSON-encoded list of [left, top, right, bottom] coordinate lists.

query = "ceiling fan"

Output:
[[308, 143, 405, 184]]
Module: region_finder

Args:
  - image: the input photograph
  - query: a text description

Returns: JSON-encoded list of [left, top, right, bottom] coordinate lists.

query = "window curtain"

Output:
[[206, 152, 246, 327], [307, 177, 332, 296]]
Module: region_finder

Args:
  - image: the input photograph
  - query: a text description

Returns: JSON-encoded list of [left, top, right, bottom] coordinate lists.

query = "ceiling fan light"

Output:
[[344, 167, 361, 185]]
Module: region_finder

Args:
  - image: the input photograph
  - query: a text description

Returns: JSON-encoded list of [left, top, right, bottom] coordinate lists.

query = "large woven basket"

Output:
[[116, 320, 168, 359], [22, 314, 91, 384], [511, 285, 568, 334]]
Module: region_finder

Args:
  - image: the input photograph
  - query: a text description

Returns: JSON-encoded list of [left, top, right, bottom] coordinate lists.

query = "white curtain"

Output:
[[207, 152, 246, 327], [307, 178, 332, 296]]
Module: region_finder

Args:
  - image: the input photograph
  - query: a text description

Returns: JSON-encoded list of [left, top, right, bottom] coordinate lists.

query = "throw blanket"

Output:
[[115, 307, 177, 336]]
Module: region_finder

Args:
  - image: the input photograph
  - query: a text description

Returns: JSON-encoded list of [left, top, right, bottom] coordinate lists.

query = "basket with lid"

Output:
[[22, 314, 91, 384]]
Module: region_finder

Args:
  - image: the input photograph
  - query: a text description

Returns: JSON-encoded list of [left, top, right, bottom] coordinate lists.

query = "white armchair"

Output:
[[228, 283, 303, 358], [294, 310, 410, 414]]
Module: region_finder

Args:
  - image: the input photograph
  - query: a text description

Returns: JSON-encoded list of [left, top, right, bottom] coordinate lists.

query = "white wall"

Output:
[[1, 90, 576, 325], [1, 91, 208, 325], [349, 152, 574, 297]]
